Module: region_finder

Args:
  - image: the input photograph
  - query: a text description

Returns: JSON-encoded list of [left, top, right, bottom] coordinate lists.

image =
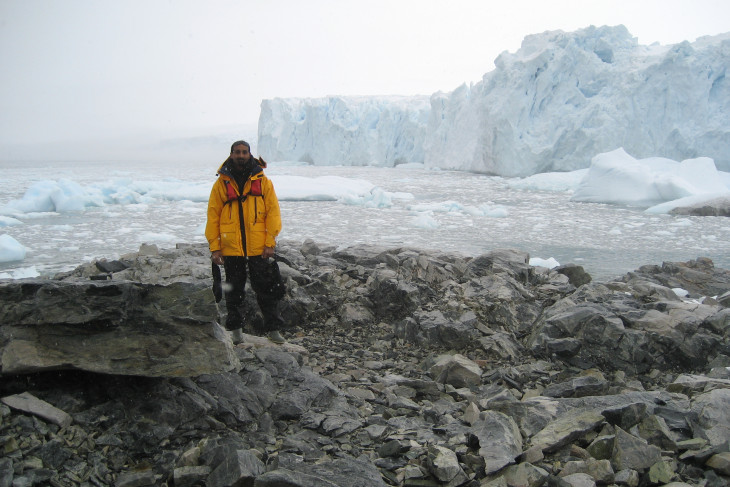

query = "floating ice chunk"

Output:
[[412, 212, 439, 229], [408, 201, 464, 213], [0, 216, 23, 228], [0, 234, 26, 263], [571, 148, 730, 208], [138, 232, 179, 244], [0, 265, 39, 279], [530, 257, 561, 269], [272, 175, 375, 201], [509, 170, 588, 192], [341, 187, 395, 208]]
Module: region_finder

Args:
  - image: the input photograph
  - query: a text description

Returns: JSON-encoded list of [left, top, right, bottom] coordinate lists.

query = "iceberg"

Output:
[[0, 234, 26, 263], [571, 148, 730, 207], [258, 26, 730, 177]]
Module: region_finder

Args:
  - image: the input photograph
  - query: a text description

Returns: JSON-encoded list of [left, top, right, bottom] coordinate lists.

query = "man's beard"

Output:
[[231, 157, 253, 173]]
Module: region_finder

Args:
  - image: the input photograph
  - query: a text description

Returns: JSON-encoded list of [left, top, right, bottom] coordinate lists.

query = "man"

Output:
[[205, 140, 286, 344]]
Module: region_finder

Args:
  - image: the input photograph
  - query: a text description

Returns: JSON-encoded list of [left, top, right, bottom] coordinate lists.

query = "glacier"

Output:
[[258, 95, 430, 167], [258, 25, 730, 177]]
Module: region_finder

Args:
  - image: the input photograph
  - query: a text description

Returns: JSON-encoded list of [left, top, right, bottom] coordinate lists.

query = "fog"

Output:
[[2, 0, 729, 161]]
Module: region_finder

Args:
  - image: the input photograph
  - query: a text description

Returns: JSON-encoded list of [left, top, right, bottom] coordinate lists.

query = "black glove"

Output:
[[212, 262, 222, 303]]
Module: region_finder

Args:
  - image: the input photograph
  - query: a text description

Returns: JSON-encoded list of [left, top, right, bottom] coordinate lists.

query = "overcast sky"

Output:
[[1, 0, 729, 147]]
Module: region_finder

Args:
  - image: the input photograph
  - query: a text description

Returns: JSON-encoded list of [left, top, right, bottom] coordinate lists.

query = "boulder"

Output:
[[554, 263, 592, 287], [207, 449, 265, 487], [0, 279, 238, 377], [691, 388, 730, 447], [429, 353, 483, 388], [468, 410, 523, 474], [427, 444, 469, 486], [531, 410, 606, 452], [527, 277, 728, 372], [669, 196, 730, 217], [611, 427, 662, 472]]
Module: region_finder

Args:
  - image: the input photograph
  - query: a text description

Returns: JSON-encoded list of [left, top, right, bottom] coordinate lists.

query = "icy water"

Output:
[[1, 159, 729, 282]]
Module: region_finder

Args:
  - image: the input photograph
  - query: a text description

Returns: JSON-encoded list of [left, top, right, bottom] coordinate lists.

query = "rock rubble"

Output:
[[1, 240, 729, 487]]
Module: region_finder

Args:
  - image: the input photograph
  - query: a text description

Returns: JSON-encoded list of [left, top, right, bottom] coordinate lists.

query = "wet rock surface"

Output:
[[670, 197, 730, 218], [1, 240, 729, 486]]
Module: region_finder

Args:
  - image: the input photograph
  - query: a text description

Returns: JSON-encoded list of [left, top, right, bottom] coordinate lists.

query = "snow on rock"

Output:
[[258, 95, 430, 166], [258, 26, 730, 177]]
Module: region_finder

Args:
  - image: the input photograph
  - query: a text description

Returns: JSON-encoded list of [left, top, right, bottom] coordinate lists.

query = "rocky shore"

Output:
[[1, 240, 729, 487]]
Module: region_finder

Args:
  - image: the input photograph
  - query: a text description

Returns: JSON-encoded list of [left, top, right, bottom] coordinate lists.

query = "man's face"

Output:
[[230, 145, 252, 171]]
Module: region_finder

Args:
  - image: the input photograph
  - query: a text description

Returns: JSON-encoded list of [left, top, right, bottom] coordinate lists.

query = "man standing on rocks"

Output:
[[205, 140, 286, 344]]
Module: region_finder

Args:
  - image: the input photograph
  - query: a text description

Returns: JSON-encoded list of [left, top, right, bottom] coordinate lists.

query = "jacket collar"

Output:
[[217, 157, 264, 179]]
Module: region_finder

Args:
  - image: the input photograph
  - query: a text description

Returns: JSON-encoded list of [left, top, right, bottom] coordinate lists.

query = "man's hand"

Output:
[[262, 246, 275, 259], [211, 250, 224, 265]]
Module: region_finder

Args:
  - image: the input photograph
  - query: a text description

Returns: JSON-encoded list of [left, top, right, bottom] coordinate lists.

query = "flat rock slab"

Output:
[[1, 391, 73, 428], [236, 333, 308, 354], [0, 279, 240, 377]]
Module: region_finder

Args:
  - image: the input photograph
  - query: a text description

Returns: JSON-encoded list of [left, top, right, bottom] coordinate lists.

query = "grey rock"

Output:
[[611, 427, 662, 472], [258, 456, 388, 487], [668, 374, 730, 395], [0, 459, 12, 487], [469, 410, 523, 474], [378, 439, 411, 458], [462, 402, 480, 426], [560, 473, 596, 487], [531, 410, 605, 452], [478, 331, 524, 362], [601, 402, 649, 430], [173, 466, 211, 487], [207, 449, 265, 487], [115, 470, 158, 487], [0, 280, 239, 377], [554, 263, 592, 287], [629, 257, 730, 298], [705, 452, 730, 475], [648, 459, 675, 484], [559, 458, 614, 484], [502, 462, 550, 487], [429, 353, 482, 389], [527, 276, 727, 372], [691, 388, 730, 447], [427, 444, 469, 486], [95, 259, 129, 274], [544, 375, 610, 398], [255, 468, 341, 487], [586, 434, 614, 460], [138, 243, 160, 256], [637, 414, 678, 451], [669, 196, 730, 217], [613, 469, 640, 487], [396, 310, 481, 349], [36, 438, 72, 470], [1, 392, 72, 427]]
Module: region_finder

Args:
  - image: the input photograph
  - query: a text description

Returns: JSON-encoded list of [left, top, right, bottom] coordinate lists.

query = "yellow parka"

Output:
[[205, 157, 281, 257]]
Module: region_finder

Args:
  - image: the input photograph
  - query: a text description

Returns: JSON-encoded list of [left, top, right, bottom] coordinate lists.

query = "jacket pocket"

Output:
[[220, 223, 239, 254]]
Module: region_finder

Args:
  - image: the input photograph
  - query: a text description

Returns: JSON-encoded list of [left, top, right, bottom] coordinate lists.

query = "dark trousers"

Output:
[[223, 256, 285, 333]]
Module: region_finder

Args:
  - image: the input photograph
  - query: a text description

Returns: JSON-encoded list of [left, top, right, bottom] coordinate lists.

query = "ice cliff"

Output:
[[258, 95, 430, 167], [258, 25, 730, 177]]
